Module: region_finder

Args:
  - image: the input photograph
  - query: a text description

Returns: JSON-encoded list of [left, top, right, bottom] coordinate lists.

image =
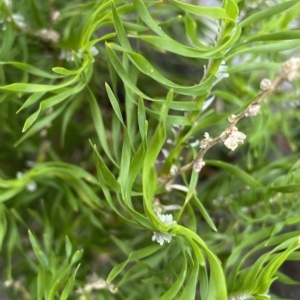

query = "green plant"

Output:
[[1, 0, 300, 299]]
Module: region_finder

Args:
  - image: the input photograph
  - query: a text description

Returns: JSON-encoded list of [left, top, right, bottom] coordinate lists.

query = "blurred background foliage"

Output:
[[1, 0, 300, 299]]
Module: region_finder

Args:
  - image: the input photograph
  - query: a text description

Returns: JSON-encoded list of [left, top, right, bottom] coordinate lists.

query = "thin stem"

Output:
[[161, 73, 285, 184]]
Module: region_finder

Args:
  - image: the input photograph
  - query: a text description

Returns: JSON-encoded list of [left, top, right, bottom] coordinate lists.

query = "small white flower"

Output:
[[170, 165, 178, 176], [152, 232, 173, 245], [16, 171, 37, 192], [200, 132, 212, 149], [26, 181, 37, 192], [190, 139, 199, 147], [3, 0, 12, 9], [229, 292, 270, 300], [158, 213, 176, 225], [152, 213, 176, 246], [11, 14, 27, 29], [245, 104, 260, 117], [202, 95, 215, 111], [59, 46, 98, 62], [216, 60, 229, 82], [222, 126, 246, 151], [25, 160, 35, 168], [4, 279, 13, 288], [89, 46, 99, 57], [51, 11, 60, 23], [161, 148, 169, 158], [59, 50, 74, 62]]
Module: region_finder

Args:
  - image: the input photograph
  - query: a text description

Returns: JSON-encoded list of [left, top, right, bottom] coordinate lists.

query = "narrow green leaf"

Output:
[[132, 0, 168, 37], [0, 75, 79, 93], [15, 101, 69, 146], [60, 264, 81, 300], [48, 267, 71, 300], [17, 92, 45, 113], [159, 253, 187, 300], [87, 87, 118, 166], [186, 170, 199, 203], [65, 236, 72, 259], [0, 61, 61, 78], [135, 35, 214, 58], [269, 185, 300, 193], [171, 0, 228, 19], [223, 0, 239, 21], [119, 128, 132, 206], [28, 231, 49, 268], [243, 30, 300, 43], [126, 50, 216, 96], [107, 244, 161, 282], [138, 96, 148, 140], [253, 238, 300, 294], [22, 107, 41, 132], [239, 0, 299, 28], [106, 43, 152, 100], [179, 260, 199, 300], [112, 1, 132, 50], [205, 160, 264, 188], [193, 195, 217, 232], [0, 205, 7, 251], [91, 143, 121, 192], [105, 83, 124, 124], [37, 265, 46, 300], [185, 14, 212, 50], [70, 249, 84, 265]]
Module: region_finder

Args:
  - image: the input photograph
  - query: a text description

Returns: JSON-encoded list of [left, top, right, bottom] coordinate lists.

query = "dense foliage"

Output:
[[1, 0, 300, 299]]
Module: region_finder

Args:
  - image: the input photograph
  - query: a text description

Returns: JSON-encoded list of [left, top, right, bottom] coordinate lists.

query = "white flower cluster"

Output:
[[2, 13, 28, 31], [282, 57, 300, 81], [59, 46, 99, 62], [229, 292, 270, 300], [12, 14, 27, 28], [76, 273, 117, 295], [215, 60, 229, 84], [152, 213, 176, 246], [3, 0, 12, 8], [170, 165, 178, 176], [221, 126, 246, 151]]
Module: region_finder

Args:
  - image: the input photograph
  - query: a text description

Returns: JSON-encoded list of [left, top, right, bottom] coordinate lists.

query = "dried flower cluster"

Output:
[[76, 273, 117, 295], [245, 103, 260, 117], [36, 28, 60, 43], [193, 159, 205, 173], [200, 132, 213, 149], [221, 126, 246, 151], [281, 57, 300, 81], [260, 78, 273, 91]]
